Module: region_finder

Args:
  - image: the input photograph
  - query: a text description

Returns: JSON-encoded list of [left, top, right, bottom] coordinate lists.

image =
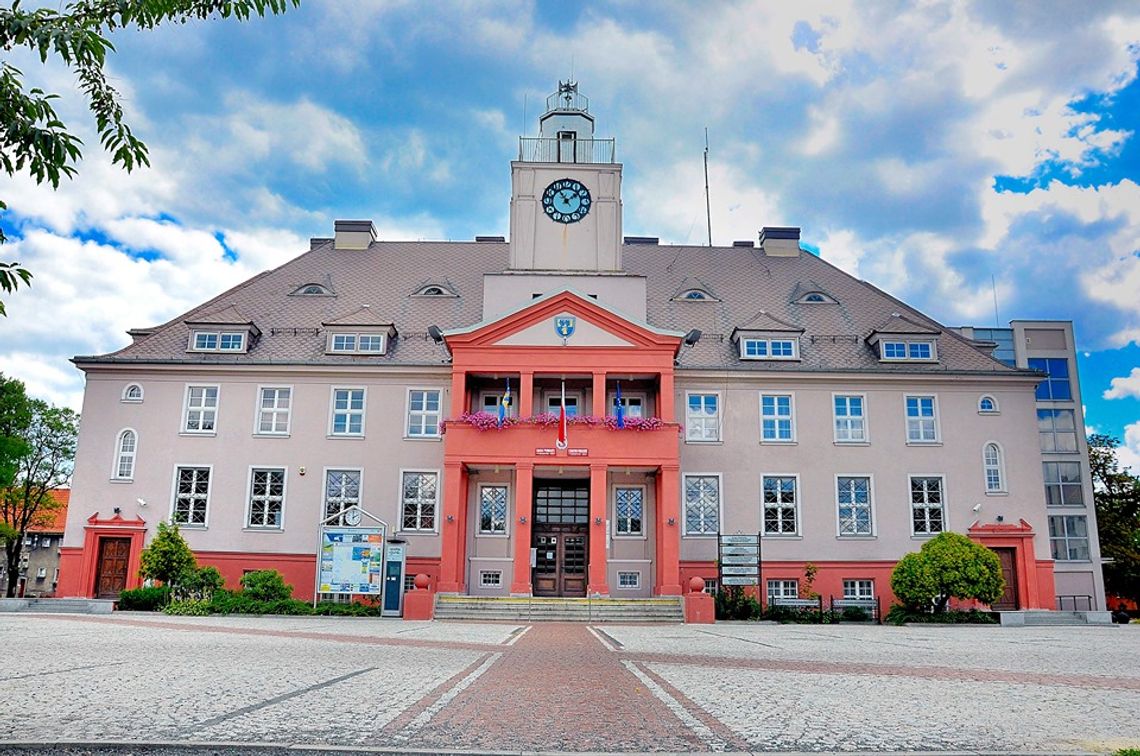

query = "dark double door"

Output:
[[532, 483, 588, 597], [94, 537, 131, 599]]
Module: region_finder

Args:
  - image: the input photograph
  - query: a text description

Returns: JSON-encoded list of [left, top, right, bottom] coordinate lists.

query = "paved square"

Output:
[[2, 613, 1138, 754]]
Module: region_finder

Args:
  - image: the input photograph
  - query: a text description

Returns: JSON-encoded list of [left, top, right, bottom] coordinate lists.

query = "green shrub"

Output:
[[208, 590, 313, 616], [239, 569, 293, 601], [139, 521, 197, 586], [891, 532, 1004, 612], [117, 585, 171, 611], [884, 605, 998, 625], [714, 586, 762, 620], [174, 565, 226, 601], [762, 605, 838, 624], [163, 599, 211, 616], [313, 601, 384, 617], [840, 606, 871, 622]]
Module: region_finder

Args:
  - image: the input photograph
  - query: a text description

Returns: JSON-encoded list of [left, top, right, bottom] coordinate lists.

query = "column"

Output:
[[519, 370, 534, 417], [658, 370, 675, 421], [657, 464, 682, 595], [450, 370, 468, 416], [588, 463, 610, 595], [592, 371, 607, 417], [511, 463, 535, 595], [437, 460, 467, 593]]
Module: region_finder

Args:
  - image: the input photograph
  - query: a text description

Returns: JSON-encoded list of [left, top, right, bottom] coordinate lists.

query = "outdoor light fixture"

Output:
[[427, 325, 444, 343], [519, 515, 527, 524], [996, 515, 1005, 523], [113, 507, 121, 515], [446, 514, 455, 522], [683, 328, 702, 346], [667, 517, 676, 526], [594, 516, 603, 525]]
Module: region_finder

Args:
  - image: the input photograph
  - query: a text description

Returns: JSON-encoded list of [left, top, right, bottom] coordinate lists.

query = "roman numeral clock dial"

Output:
[[542, 179, 591, 223]]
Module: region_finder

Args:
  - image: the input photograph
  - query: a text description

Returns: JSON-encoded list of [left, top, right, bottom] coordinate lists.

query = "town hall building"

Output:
[[58, 83, 1106, 613]]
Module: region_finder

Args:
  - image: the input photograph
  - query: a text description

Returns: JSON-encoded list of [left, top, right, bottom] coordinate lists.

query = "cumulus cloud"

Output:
[[1117, 421, 1140, 474], [1104, 368, 1140, 400]]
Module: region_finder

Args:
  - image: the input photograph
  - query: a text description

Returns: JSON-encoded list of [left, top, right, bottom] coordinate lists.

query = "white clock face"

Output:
[[343, 508, 362, 526]]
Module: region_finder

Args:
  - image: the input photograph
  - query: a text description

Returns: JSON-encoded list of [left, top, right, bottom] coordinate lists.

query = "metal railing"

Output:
[[518, 137, 616, 164], [830, 595, 882, 623], [1056, 594, 1094, 611]]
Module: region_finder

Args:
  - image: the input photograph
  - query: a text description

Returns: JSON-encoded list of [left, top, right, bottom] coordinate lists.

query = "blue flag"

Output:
[[615, 381, 625, 428], [498, 378, 511, 427]]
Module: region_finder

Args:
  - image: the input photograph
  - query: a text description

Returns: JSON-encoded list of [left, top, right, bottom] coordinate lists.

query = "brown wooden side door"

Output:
[[94, 537, 131, 599], [991, 547, 1019, 610]]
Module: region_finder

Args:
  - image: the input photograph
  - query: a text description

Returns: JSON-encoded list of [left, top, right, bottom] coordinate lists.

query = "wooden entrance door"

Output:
[[532, 483, 588, 597], [94, 537, 131, 599], [991, 547, 1019, 610]]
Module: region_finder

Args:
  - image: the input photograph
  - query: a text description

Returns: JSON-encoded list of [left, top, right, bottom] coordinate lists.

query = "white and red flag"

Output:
[[556, 380, 568, 450]]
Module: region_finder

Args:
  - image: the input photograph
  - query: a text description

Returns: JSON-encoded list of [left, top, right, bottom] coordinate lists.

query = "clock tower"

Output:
[[509, 81, 623, 272]]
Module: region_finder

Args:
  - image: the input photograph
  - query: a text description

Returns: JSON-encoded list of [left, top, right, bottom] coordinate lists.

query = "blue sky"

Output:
[[1, 1, 1138, 466]]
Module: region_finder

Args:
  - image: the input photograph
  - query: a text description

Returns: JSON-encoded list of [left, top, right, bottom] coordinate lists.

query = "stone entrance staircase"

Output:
[[0, 598, 114, 614], [434, 594, 683, 623], [999, 610, 1113, 626]]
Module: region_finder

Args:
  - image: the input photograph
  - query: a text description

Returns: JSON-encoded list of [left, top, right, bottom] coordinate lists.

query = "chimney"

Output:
[[334, 220, 377, 250], [759, 226, 800, 257]]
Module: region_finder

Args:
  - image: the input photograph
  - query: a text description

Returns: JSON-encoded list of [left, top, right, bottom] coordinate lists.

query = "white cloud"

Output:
[[1118, 421, 1140, 474], [1104, 367, 1140, 400]]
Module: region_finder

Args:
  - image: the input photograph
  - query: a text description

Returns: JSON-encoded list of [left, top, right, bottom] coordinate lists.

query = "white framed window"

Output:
[[766, 579, 798, 601], [406, 389, 442, 438], [323, 469, 361, 525], [1043, 461, 1082, 506], [740, 337, 799, 360], [910, 475, 945, 535], [762, 475, 798, 535], [836, 475, 874, 536], [978, 395, 999, 414], [330, 387, 365, 436], [880, 339, 936, 361], [401, 470, 439, 531], [480, 390, 517, 418], [683, 474, 720, 536], [121, 384, 143, 403], [36, 567, 47, 579], [545, 391, 582, 417], [247, 467, 285, 529], [113, 428, 137, 480], [480, 570, 502, 587], [183, 385, 218, 433], [1038, 409, 1078, 453], [685, 392, 720, 442], [190, 330, 246, 352], [327, 332, 386, 354], [703, 579, 718, 595], [617, 571, 641, 589], [843, 579, 874, 600], [760, 393, 795, 442], [984, 443, 1006, 493], [833, 394, 866, 442], [171, 465, 211, 527], [614, 486, 645, 536], [905, 395, 938, 443], [609, 392, 645, 418], [256, 386, 291, 435], [478, 485, 509, 535], [1049, 515, 1090, 561]]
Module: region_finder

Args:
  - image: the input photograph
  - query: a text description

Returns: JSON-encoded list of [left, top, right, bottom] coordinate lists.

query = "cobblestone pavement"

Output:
[[2, 613, 1138, 754]]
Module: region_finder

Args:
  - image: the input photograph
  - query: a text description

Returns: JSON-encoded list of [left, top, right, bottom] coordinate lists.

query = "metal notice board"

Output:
[[717, 532, 761, 587], [315, 506, 389, 599]]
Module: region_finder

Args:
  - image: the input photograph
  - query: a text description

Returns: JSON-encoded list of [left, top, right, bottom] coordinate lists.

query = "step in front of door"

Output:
[[435, 596, 683, 623]]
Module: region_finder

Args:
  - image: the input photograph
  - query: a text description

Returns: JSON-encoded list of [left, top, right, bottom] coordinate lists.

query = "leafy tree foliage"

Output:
[[239, 569, 292, 601], [891, 532, 1005, 612], [1088, 434, 1140, 606], [0, 373, 77, 597], [138, 520, 197, 587], [0, 0, 299, 315]]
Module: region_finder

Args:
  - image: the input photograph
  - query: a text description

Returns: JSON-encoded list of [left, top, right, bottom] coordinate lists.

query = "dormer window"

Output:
[[327, 332, 387, 355], [412, 282, 457, 298], [740, 337, 799, 360], [879, 339, 936, 362], [190, 330, 247, 352], [292, 283, 333, 296], [681, 290, 711, 301], [796, 291, 836, 304]]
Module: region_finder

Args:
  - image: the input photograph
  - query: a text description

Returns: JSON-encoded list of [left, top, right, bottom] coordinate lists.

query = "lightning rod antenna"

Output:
[[991, 274, 1001, 327], [704, 127, 713, 247]]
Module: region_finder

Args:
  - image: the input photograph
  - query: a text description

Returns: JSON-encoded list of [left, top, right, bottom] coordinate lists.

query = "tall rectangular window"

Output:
[[172, 466, 210, 526], [762, 476, 798, 535], [833, 395, 866, 442], [685, 393, 720, 442], [1043, 462, 1083, 506], [479, 485, 508, 535], [761, 394, 794, 441], [905, 396, 938, 442], [184, 386, 218, 433], [402, 471, 438, 531], [615, 487, 644, 535], [1049, 515, 1089, 561], [407, 389, 441, 438], [683, 475, 720, 535], [1037, 409, 1078, 453], [248, 468, 285, 529], [837, 476, 873, 536], [257, 387, 291, 435], [331, 388, 365, 435], [1028, 358, 1072, 401], [324, 469, 361, 525], [910, 476, 945, 535]]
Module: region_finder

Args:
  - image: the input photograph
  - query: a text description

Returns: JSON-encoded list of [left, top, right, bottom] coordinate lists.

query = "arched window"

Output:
[[114, 429, 137, 480], [681, 289, 710, 300], [412, 283, 455, 297], [291, 283, 332, 296], [978, 395, 998, 413], [983, 443, 1004, 493], [122, 384, 143, 402]]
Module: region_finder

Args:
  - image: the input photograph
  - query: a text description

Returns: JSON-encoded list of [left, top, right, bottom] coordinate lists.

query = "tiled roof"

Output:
[[74, 240, 1023, 376], [28, 489, 69, 533], [868, 312, 941, 336], [732, 310, 804, 334], [322, 305, 396, 328]]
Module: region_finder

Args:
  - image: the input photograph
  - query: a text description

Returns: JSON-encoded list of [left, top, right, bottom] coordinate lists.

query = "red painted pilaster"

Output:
[[592, 371, 607, 417], [519, 371, 534, 417], [659, 370, 675, 421], [450, 370, 468, 416], [437, 461, 466, 593], [511, 462, 535, 594], [657, 464, 682, 595], [588, 463, 609, 596]]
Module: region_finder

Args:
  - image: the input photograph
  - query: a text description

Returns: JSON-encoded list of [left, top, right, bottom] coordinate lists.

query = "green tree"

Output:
[[0, 375, 78, 597], [1088, 434, 1140, 606], [138, 520, 197, 588], [891, 532, 1005, 612], [0, 0, 299, 315]]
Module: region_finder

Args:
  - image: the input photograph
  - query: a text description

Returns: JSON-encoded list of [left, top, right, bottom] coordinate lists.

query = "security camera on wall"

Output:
[[972, 502, 982, 512], [136, 498, 147, 507]]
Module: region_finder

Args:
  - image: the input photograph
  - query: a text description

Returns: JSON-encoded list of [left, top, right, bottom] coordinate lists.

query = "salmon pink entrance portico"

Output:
[[436, 290, 686, 596]]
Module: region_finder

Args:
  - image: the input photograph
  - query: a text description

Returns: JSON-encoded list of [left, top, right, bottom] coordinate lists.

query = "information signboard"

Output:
[[717, 532, 761, 588], [318, 527, 386, 595]]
